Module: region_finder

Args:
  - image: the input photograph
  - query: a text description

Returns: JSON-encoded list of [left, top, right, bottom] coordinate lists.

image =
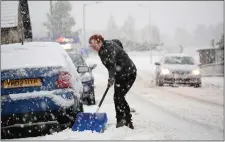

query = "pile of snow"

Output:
[[202, 77, 224, 88]]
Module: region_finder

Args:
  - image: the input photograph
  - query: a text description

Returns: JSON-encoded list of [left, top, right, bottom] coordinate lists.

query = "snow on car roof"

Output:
[[1, 42, 68, 70]]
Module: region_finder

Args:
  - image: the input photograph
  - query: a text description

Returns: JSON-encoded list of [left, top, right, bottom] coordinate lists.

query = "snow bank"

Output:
[[202, 77, 224, 88], [1, 42, 67, 70]]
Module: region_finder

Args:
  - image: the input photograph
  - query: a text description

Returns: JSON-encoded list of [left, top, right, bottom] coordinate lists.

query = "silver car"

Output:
[[155, 54, 202, 87], [67, 51, 97, 105]]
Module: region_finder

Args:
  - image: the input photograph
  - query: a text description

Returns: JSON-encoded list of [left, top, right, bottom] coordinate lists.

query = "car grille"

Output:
[[172, 70, 191, 75]]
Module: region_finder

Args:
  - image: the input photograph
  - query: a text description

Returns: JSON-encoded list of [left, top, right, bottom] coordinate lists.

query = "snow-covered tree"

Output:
[[211, 39, 215, 48], [174, 27, 193, 46], [106, 14, 118, 39], [43, 1, 75, 39], [212, 22, 223, 42], [140, 26, 149, 43], [193, 24, 208, 46], [151, 25, 160, 44], [217, 34, 224, 49], [122, 15, 135, 41]]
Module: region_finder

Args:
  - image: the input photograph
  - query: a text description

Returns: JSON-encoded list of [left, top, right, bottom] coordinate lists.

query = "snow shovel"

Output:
[[72, 86, 110, 133]]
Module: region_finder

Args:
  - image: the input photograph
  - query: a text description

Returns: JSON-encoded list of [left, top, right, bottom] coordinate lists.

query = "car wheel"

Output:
[[193, 83, 201, 88], [156, 77, 163, 87], [77, 101, 84, 113], [87, 90, 96, 105], [57, 100, 84, 128]]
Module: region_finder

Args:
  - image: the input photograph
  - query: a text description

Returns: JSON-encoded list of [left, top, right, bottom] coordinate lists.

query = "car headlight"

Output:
[[161, 68, 170, 75], [81, 73, 92, 82], [192, 69, 200, 75]]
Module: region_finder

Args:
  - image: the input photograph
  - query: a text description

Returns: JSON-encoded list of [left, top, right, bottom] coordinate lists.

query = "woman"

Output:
[[88, 34, 137, 129]]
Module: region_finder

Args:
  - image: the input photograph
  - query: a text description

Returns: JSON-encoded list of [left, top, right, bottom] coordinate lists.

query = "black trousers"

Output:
[[113, 71, 137, 121]]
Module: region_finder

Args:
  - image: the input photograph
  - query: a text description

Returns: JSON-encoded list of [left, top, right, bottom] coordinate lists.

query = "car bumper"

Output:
[[1, 90, 80, 130], [1, 89, 79, 120], [1, 108, 64, 129], [81, 80, 94, 99], [158, 74, 201, 84]]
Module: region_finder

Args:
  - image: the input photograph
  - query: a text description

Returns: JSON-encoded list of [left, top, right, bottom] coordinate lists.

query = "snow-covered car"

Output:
[[67, 51, 97, 105], [154, 54, 202, 87], [1, 42, 85, 136]]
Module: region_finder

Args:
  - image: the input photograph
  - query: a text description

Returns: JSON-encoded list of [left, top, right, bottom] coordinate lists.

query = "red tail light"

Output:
[[56, 72, 72, 89]]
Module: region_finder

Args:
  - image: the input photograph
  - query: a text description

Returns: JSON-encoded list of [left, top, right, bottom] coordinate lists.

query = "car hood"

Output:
[[162, 64, 198, 71]]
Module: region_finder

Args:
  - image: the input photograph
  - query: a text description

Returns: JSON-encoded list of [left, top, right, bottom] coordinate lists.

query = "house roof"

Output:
[[1, 1, 19, 28], [197, 47, 223, 52]]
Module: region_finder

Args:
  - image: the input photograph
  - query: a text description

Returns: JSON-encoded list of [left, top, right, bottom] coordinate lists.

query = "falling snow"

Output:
[[1, 1, 224, 140]]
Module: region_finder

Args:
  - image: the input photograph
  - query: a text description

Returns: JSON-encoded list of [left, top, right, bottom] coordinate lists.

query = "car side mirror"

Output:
[[155, 62, 160, 66], [89, 64, 97, 70], [77, 66, 89, 73]]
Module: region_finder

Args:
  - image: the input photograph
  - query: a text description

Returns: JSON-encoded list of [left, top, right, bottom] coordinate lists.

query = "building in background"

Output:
[[1, 0, 32, 45], [197, 47, 224, 77], [1, 1, 23, 44]]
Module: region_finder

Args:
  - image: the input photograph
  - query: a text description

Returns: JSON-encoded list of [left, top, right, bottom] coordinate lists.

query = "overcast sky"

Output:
[[28, 1, 223, 37]]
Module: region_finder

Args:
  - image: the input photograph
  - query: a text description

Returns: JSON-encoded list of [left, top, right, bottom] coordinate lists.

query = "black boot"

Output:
[[125, 114, 134, 129], [116, 118, 126, 128], [125, 120, 134, 129]]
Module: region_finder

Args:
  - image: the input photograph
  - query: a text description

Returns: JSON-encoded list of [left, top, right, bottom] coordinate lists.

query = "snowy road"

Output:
[[20, 52, 223, 140]]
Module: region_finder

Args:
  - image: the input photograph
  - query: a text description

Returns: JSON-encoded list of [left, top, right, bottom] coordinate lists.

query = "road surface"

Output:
[[20, 52, 223, 140]]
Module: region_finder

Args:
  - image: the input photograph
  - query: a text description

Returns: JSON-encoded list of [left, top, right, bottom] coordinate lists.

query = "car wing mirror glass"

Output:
[[77, 66, 89, 73]]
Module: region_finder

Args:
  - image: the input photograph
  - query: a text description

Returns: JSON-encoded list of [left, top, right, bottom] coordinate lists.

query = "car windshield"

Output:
[[69, 54, 86, 66], [164, 56, 195, 65]]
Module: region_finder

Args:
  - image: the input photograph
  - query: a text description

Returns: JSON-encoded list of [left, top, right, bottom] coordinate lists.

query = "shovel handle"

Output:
[[96, 86, 110, 112]]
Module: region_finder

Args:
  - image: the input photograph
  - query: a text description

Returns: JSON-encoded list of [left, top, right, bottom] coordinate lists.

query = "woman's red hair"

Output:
[[89, 34, 104, 44]]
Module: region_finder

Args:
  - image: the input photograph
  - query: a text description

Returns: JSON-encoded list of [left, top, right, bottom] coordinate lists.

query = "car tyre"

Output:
[[57, 100, 84, 128], [156, 77, 163, 87], [193, 83, 201, 88], [87, 90, 96, 105]]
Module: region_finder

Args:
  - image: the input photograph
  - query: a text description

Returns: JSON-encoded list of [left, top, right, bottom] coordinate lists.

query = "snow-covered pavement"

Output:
[[20, 52, 223, 140]]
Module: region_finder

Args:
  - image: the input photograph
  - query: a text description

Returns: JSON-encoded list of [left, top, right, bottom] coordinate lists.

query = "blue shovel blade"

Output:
[[72, 112, 108, 133]]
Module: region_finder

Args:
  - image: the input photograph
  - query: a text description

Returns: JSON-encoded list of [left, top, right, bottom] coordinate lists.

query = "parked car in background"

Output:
[[154, 54, 202, 87], [1, 42, 85, 138], [68, 51, 97, 105]]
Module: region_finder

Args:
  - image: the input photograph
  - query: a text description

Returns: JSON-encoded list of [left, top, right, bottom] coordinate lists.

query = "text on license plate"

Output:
[[3, 79, 41, 89]]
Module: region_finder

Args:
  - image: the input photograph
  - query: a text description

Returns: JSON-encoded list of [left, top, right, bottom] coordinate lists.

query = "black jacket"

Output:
[[98, 40, 137, 83], [112, 39, 123, 49]]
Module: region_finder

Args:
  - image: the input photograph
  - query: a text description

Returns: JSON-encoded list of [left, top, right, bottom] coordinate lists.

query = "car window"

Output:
[[164, 56, 195, 65], [69, 54, 87, 67]]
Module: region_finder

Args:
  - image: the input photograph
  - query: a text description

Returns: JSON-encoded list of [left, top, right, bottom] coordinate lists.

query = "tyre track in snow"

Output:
[[158, 87, 223, 107], [95, 84, 223, 140], [135, 73, 223, 132], [137, 72, 223, 107], [130, 89, 223, 133]]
